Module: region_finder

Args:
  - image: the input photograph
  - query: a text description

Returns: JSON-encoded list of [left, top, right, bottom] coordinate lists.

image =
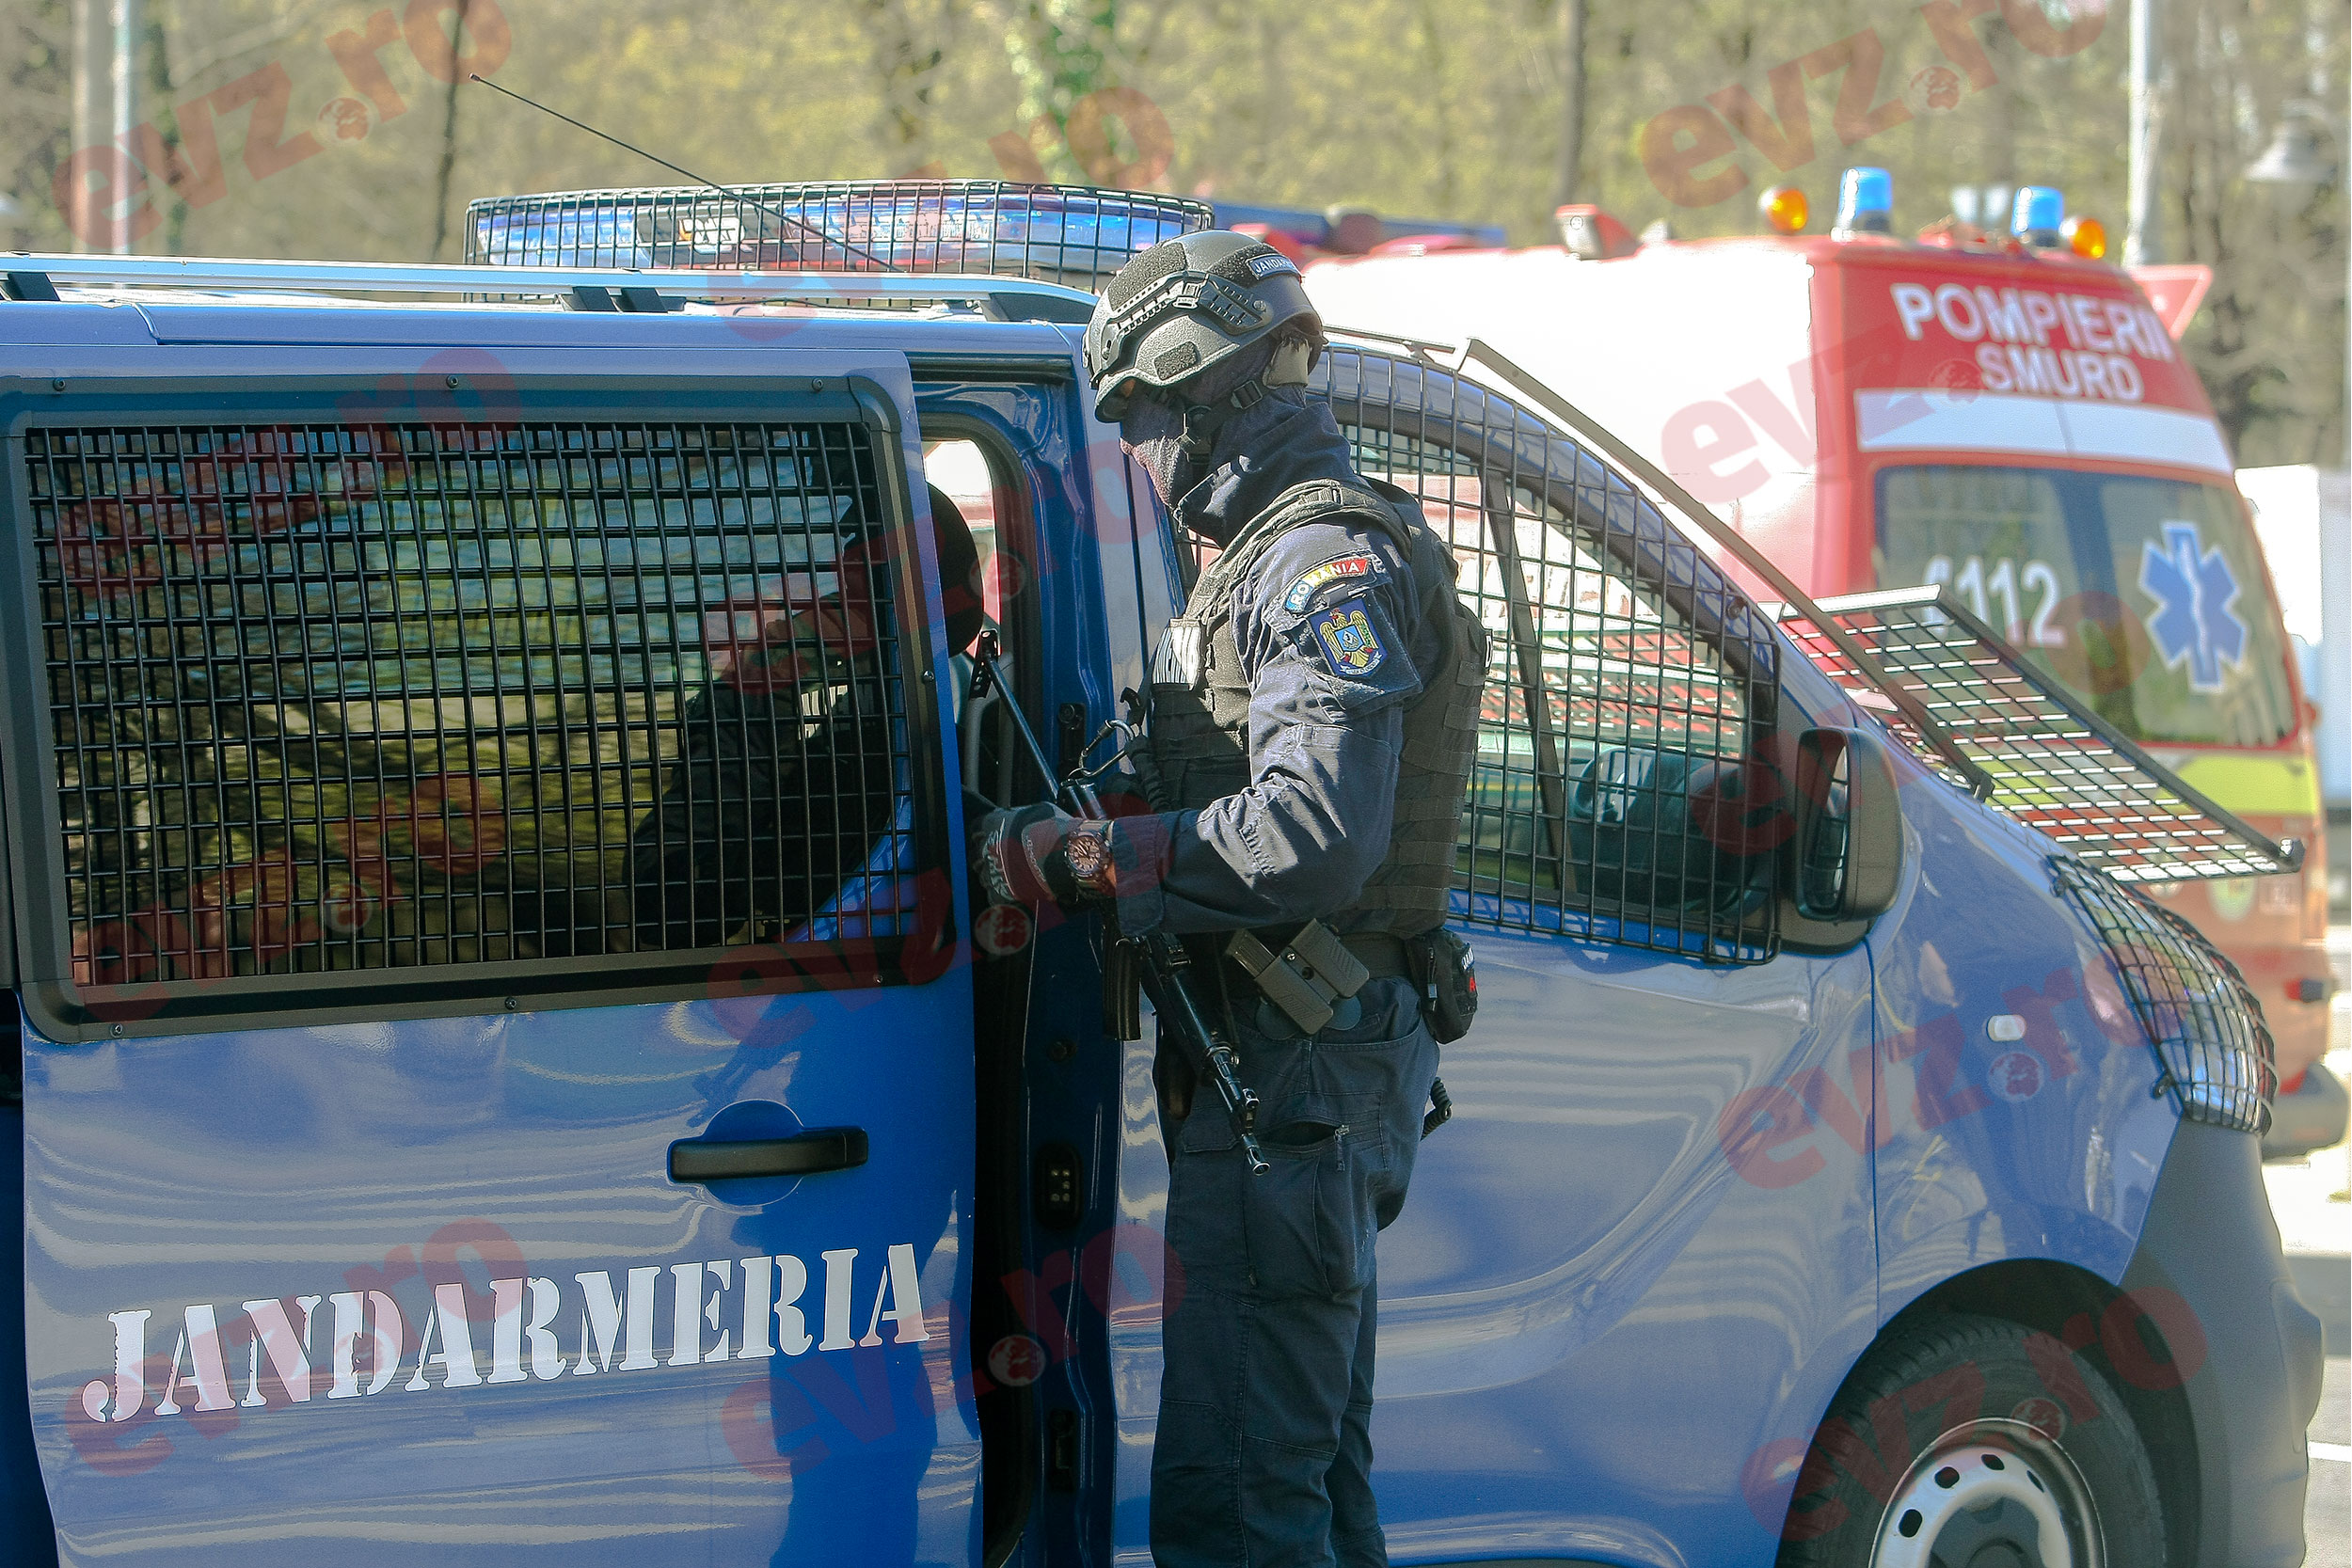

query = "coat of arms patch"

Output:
[[1310, 600, 1385, 675]]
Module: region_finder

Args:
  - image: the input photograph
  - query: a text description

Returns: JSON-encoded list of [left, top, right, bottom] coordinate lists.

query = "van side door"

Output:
[[2, 353, 981, 1565]]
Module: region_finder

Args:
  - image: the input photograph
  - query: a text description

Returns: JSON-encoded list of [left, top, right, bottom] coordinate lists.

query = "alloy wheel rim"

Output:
[[1868, 1418, 2105, 1568]]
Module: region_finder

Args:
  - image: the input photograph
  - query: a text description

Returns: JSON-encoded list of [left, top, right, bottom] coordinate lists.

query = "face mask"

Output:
[[1116, 337, 1285, 512], [1118, 392, 1197, 511]]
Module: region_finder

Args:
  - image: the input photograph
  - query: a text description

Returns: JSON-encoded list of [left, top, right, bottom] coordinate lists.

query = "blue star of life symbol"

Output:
[[2137, 520, 2246, 693]]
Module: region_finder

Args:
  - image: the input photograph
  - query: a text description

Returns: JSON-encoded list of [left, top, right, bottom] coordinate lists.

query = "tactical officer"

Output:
[[972, 232, 1485, 1568]]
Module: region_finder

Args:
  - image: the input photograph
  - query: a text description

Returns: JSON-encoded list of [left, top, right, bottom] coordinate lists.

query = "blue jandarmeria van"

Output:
[[0, 182, 2324, 1568]]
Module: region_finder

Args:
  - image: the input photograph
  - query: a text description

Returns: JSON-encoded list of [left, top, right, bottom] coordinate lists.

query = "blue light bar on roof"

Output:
[[1836, 167, 1894, 234], [464, 181, 1215, 289], [2011, 185, 2065, 245]]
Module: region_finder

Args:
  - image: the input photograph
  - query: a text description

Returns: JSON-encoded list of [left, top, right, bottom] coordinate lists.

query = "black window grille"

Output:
[[466, 180, 1213, 291], [1317, 347, 1783, 963], [19, 416, 930, 1026], [1777, 586, 2296, 882], [2049, 856, 2276, 1132]]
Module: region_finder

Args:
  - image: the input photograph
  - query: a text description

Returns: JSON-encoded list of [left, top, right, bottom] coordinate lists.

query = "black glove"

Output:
[[970, 799, 1114, 909]]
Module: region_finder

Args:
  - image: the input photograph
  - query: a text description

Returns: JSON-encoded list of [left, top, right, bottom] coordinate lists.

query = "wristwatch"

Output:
[[1062, 825, 1115, 897]]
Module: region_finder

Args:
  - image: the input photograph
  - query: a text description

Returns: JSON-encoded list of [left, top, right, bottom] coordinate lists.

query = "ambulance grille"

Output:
[[2052, 857, 2277, 1132], [20, 416, 930, 1029]]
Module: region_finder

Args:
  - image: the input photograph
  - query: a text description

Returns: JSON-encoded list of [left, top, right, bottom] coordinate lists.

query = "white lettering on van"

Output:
[[668, 1259, 734, 1367], [240, 1295, 322, 1406], [486, 1276, 566, 1384], [819, 1247, 859, 1351], [404, 1282, 484, 1390], [1933, 283, 1983, 341], [1977, 287, 2031, 343], [2067, 296, 2113, 352], [153, 1306, 234, 1415], [1892, 282, 1936, 340], [326, 1290, 403, 1399], [859, 1242, 931, 1347], [572, 1265, 660, 1374], [772, 1254, 815, 1355], [85, 1308, 151, 1422], [2006, 345, 2051, 395], [2021, 292, 2062, 347], [89, 1237, 926, 1424]]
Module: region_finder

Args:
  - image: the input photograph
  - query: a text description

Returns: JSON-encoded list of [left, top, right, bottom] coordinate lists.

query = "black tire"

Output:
[[1774, 1312, 2166, 1568]]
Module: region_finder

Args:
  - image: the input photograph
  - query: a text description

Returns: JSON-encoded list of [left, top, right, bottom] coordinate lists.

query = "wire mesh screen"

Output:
[[2050, 857, 2276, 1132], [1317, 346, 1782, 962], [23, 418, 925, 1013], [1778, 586, 2295, 881], [467, 181, 1212, 289]]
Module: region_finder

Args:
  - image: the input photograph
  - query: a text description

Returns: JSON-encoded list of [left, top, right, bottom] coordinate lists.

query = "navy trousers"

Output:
[[1151, 979, 1439, 1568]]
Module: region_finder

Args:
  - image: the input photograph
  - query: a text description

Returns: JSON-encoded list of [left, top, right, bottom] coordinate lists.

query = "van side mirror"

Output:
[[1795, 728, 1903, 922]]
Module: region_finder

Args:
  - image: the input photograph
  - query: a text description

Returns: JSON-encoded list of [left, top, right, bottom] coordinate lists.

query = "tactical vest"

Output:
[[1148, 479, 1488, 939]]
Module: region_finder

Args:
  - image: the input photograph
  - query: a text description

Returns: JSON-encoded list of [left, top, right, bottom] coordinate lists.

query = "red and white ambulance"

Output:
[[1292, 182, 2338, 1095]]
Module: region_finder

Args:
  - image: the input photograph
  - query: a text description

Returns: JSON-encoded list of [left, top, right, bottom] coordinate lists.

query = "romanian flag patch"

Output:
[[1310, 599, 1386, 675], [1282, 554, 1377, 613]]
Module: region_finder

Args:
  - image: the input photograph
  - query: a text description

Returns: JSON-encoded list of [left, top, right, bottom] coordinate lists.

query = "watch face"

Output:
[[1065, 829, 1112, 887]]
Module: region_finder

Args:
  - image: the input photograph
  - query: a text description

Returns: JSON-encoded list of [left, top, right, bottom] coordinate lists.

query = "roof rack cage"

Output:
[[466, 180, 1213, 289]]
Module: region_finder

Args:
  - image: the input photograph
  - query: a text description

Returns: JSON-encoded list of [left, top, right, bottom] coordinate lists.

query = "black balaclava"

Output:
[[1120, 336, 1359, 548], [1118, 337, 1284, 527]]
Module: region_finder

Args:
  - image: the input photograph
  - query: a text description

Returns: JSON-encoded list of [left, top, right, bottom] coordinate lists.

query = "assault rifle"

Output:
[[969, 637, 1268, 1175]]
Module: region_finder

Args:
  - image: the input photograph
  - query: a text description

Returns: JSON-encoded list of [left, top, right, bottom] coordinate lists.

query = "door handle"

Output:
[[670, 1128, 869, 1183]]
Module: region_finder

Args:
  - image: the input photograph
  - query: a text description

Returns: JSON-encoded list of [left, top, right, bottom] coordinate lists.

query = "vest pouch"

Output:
[[1409, 927, 1478, 1045]]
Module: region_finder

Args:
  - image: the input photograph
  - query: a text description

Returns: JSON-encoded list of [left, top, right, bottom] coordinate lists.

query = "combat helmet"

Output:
[[1084, 230, 1325, 452]]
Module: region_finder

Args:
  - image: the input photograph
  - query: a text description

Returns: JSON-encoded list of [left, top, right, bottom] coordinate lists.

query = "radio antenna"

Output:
[[469, 75, 898, 272]]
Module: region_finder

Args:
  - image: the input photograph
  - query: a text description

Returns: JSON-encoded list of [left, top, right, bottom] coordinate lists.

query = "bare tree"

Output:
[[3, 0, 72, 249], [856, 0, 966, 175], [427, 0, 470, 260], [1550, 0, 1586, 211]]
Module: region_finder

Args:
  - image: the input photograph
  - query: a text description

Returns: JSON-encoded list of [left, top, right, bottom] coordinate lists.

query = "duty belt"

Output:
[[1223, 920, 1412, 1037]]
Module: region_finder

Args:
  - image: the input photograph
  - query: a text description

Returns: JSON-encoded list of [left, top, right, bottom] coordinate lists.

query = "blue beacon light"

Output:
[[1836, 167, 1894, 236], [2011, 185, 2065, 246]]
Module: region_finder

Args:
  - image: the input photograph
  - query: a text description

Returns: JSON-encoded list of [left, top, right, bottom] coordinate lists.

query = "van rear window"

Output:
[[1871, 465, 2296, 748], [19, 417, 929, 1022]]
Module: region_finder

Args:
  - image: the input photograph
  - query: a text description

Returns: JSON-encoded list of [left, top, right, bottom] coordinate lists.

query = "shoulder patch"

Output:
[[1309, 597, 1387, 676], [1282, 553, 1380, 613]]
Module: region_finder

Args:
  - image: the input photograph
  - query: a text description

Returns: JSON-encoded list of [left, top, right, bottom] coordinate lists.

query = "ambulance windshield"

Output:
[[1871, 465, 2296, 748]]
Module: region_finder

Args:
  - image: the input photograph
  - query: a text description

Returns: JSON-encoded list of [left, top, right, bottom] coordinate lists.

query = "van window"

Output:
[[1339, 409, 1774, 961], [924, 437, 1013, 626], [1872, 465, 2296, 748], [21, 417, 930, 1024]]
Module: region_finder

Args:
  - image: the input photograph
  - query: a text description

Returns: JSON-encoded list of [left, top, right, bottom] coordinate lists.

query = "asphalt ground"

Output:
[[2268, 929, 2348, 1567], [2265, 1116, 2345, 1568], [2312, 1354, 2348, 1568]]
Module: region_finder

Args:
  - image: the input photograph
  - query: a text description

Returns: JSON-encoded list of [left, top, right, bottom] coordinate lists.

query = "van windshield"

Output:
[[1872, 465, 2296, 747]]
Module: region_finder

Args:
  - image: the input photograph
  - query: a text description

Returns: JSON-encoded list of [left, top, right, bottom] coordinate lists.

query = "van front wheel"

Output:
[[1772, 1313, 2166, 1568]]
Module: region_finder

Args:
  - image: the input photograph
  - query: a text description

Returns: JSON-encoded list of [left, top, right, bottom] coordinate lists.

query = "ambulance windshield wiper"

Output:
[[469, 76, 900, 273]]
